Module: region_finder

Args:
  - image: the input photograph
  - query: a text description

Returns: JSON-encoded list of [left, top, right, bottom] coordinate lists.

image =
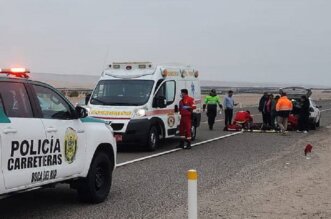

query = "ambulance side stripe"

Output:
[[146, 109, 175, 116]]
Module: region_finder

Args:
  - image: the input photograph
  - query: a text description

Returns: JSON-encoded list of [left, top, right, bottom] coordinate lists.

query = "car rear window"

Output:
[[0, 82, 33, 118]]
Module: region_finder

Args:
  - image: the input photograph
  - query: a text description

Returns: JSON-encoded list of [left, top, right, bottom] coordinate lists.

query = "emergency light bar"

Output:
[[0, 68, 30, 78], [110, 62, 152, 70]]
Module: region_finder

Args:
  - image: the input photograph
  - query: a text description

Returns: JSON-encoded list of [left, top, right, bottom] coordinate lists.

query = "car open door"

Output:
[[279, 87, 312, 99]]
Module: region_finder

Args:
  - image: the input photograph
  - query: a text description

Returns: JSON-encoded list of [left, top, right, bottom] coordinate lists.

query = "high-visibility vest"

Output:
[[276, 96, 293, 111]]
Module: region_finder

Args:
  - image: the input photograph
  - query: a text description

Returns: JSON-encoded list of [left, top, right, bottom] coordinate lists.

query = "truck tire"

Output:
[[77, 152, 113, 203], [146, 126, 159, 151]]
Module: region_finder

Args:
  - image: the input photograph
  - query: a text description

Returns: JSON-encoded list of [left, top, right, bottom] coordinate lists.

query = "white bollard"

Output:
[[187, 169, 198, 219]]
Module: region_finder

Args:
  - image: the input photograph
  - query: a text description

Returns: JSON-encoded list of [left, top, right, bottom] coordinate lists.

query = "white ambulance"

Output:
[[0, 68, 116, 203], [87, 62, 202, 151]]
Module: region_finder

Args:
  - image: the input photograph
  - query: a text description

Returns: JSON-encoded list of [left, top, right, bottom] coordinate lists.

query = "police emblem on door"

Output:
[[64, 127, 78, 164]]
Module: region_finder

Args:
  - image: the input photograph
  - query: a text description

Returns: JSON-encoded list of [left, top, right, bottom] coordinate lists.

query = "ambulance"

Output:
[[0, 68, 116, 203], [87, 62, 202, 151]]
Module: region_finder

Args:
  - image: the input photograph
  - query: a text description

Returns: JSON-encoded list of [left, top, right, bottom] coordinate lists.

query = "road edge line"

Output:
[[116, 132, 243, 167]]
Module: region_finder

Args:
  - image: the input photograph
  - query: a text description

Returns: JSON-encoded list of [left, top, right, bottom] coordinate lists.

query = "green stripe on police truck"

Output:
[[80, 117, 105, 123], [0, 108, 10, 123]]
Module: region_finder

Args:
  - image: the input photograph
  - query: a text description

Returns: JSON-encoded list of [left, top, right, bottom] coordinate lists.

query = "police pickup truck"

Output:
[[0, 68, 116, 203]]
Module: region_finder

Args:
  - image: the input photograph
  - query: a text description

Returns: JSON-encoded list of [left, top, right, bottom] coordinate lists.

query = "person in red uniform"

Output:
[[233, 110, 253, 129], [178, 89, 196, 149]]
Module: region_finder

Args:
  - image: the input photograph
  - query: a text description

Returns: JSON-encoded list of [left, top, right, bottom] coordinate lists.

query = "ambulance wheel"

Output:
[[146, 126, 159, 151], [191, 126, 197, 141], [77, 152, 113, 203]]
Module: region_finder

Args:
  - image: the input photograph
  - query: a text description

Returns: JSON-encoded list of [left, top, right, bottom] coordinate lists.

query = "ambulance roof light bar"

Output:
[[0, 68, 30, 78], [109, 62, 153, 70]]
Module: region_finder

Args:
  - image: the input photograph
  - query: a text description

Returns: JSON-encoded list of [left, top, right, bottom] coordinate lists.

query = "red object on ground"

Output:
[[304, 144, 313, 156], [226, 124, 242, 131]]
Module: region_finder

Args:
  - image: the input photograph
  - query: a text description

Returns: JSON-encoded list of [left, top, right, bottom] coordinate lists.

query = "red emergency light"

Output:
[[0, 68, 30, 78]]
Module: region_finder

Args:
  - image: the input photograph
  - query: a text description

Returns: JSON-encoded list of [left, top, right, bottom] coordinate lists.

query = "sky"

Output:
[[0, 0, 330, 86]]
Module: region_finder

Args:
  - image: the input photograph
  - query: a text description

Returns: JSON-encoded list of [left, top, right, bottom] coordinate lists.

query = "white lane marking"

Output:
[[117, 108, 331, 167], [321, 108, 331, 112], [116, 132, 243, 167]]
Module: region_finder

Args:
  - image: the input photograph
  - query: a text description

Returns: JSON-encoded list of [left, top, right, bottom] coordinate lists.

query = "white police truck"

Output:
[[0, 68, 116, 203], [86, 62, 202, 151]]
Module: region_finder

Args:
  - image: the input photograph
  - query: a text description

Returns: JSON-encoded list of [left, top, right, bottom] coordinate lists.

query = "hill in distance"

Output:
[[30, 73, 329, 89]]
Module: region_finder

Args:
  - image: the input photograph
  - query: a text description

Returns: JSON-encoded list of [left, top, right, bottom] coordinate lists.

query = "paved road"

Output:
[[1, 100, 331, 219]]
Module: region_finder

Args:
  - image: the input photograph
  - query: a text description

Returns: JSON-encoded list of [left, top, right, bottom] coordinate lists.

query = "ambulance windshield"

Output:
[[91, 80, 154, 106]]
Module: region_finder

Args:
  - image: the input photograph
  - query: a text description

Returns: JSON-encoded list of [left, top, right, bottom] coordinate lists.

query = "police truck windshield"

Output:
[[91, 80, 154, 106]]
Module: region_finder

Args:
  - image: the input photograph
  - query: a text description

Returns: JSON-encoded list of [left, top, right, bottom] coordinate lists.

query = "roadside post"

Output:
[[187, 169, 198, 219]]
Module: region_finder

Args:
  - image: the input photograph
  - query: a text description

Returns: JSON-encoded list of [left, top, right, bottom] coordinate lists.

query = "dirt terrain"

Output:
[[165, 125, 331, 219], [203, 127, 331, 218]]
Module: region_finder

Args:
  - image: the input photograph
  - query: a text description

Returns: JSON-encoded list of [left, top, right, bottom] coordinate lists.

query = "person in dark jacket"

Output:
[[271, 95, 280, 129], [203, 89, 223, 130], [258, 92, 269, 125], [297, 95, 310, 133]]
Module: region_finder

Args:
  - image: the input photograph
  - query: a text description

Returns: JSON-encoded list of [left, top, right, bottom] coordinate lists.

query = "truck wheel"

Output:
[[191, 126, 197, 141], [146, 126, 159, 151], [77, 152, 113, 203]]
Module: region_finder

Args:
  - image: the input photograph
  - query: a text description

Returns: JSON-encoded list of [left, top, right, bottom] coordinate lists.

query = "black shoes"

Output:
[[176, 140, 191, 149], [186, 141, 192, 149], [176, 140, 185, 148]]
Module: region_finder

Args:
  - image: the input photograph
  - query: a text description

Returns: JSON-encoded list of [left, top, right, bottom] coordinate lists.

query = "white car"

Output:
[[280, 87, 322, 129], [0, 68, 116, 203]]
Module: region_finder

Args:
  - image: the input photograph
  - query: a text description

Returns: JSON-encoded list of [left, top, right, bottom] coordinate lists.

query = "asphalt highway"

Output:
[[1, 100, 331, 219]]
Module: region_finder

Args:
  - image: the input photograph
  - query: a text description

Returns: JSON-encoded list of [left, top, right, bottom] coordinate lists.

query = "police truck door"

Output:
[[32, 85, 87, 180], [0, 82, 46, 190]]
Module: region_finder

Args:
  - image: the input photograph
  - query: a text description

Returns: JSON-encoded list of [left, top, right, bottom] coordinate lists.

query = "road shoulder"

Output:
[[167, 127, 331, 218]]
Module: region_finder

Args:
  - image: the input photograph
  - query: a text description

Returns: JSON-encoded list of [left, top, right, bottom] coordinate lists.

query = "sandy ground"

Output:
[[219, 127, 331, 219], [166, 126, 331, 219]]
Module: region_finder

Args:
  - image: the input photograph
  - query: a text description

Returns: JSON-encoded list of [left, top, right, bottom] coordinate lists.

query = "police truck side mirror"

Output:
[[76, 106, 88, 118], [309, 107, 314, 112], [85, 93, 91, 105]]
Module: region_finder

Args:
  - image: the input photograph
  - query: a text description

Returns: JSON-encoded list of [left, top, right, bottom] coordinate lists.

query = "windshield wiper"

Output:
[[91, 98, 108, 105], [108, 102, 141, 106]]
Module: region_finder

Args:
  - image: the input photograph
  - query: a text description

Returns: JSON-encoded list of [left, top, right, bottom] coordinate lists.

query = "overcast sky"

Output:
[[0, 0, 330, 86]]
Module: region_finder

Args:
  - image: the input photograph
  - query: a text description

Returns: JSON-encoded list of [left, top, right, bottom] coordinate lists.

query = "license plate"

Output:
[[115, 134, 123, 142]]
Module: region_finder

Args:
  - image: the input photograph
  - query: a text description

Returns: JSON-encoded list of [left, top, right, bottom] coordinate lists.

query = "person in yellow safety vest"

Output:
[[203, 89, 223, 130], [276, 92, 293, 134]]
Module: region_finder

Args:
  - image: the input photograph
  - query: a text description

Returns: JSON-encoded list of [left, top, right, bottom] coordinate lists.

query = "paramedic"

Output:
[[203, 89, 223, 130], [234, 110, 253, 129], [276, 92, 293, 134], [178, 89, 196, 149], [297, 95, 310, 133], [223, 90, 237, 131]]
